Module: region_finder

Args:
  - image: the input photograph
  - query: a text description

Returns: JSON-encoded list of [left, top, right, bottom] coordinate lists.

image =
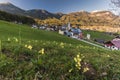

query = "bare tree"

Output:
[[111, 0, 120, 7], [109, 0, 120, 28], [110, 0, 120, 15]]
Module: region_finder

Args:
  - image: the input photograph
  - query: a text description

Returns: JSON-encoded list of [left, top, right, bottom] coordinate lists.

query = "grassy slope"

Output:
[[0, 20, 90, 45], [0, 20, 120, 80], [1, 38, 120, 80], [0, 20, 114, 45], [83, 30, 114, 41]]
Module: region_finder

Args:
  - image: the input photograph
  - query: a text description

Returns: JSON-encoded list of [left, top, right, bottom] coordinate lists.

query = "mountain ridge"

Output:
[[0, 2, 119, 18], [0, 2, 64, 19], [0, 2, 25, 15], [0, 2, 119, 27]]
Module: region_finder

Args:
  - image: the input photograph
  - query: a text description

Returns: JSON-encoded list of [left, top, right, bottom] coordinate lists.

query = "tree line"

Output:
[[0, 10, 35, 25]]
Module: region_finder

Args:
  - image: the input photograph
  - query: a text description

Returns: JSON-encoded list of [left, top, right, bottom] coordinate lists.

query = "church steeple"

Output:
[[67, 16, 71, 30]]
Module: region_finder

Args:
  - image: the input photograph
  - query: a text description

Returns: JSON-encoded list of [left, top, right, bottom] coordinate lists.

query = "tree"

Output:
[[111, 0, 120, 7]]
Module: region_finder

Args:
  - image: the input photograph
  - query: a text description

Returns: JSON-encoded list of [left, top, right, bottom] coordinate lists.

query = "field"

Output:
[[0, 20, 92, 46], [0, 20, 120, 80], [83, 30, 114, 41]]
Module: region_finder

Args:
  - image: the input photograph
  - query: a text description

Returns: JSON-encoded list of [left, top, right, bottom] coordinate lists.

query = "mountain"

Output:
[[60, 10, 120, 27], [90, 10, 117, 20], [25, 9, 64, 19], [0, 2, 64, 19], [0, 2, 25, 15], [61, 10, 117, 21], [0, 2, 119, 27]]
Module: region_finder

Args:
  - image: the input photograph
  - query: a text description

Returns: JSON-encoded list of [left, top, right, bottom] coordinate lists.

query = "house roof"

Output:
[[111, 38, 120, 48], [71, 28, 82, 34]]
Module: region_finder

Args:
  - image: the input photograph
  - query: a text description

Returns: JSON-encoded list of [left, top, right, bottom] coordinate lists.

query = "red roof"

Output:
[[111, 39, 120, 48]]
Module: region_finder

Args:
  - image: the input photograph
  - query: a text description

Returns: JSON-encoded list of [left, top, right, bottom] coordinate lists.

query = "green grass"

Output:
[[0, 39, 120, 80], [83, 30, 114, 41], [0, 20, 120, 80], [0, 20, 114, 44], [0, 20, 91, 46]]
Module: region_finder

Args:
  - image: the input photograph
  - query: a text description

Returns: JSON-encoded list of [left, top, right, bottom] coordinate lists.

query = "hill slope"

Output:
[[0, 20, 114, 44], [61, 11, 120, 27], [0, 20, 88, 45], [0, 20, 120, 80]]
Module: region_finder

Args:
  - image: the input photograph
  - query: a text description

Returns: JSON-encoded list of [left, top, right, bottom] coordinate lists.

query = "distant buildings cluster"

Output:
[[31, 23, 120, 50], [58, 22, 83, 39]]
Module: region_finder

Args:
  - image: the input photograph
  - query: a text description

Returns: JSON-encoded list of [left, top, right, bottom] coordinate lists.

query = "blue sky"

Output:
[[0, 0, 111, 13]]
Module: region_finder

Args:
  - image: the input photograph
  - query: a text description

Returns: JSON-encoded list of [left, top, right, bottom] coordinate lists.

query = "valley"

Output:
[[0, 1, 120, 80], [0, 18, 119, 80]]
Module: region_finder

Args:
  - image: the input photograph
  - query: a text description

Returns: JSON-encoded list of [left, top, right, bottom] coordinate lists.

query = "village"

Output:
[[32, 23, 120, 51]]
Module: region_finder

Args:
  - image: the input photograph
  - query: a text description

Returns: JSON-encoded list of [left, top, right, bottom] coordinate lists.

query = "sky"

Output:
[[0, 0, 111, 13]]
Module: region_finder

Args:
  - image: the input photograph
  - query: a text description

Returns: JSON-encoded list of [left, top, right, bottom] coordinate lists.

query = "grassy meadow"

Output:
[[0, 20, 120, 80], [0, 20, 91, 45], [83, 30, 114, 41]]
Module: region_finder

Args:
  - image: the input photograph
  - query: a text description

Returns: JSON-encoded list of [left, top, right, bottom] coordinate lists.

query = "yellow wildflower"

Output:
[[28, 45, 32, 50], [15, 38, 18, 42], [77, 54, 80, 58], [25, 45, 27, 48], [77, 62, 81, 66], [74, 54, 82, 70], [77, 58, 81, 62], [83, 67, 89, 73], [60, 42, 64, 45], [74, 57, 77, 62], [69, 69, 73, 73], [39, 48, 45, 54], [107, 55, 110, 57], [8, 38, 10, 41], [60, 42, 64, 48], [13, 37, 18, 42]]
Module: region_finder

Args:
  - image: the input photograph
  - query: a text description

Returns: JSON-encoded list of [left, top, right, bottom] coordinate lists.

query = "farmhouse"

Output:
[[104, 38, 120, 50]]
